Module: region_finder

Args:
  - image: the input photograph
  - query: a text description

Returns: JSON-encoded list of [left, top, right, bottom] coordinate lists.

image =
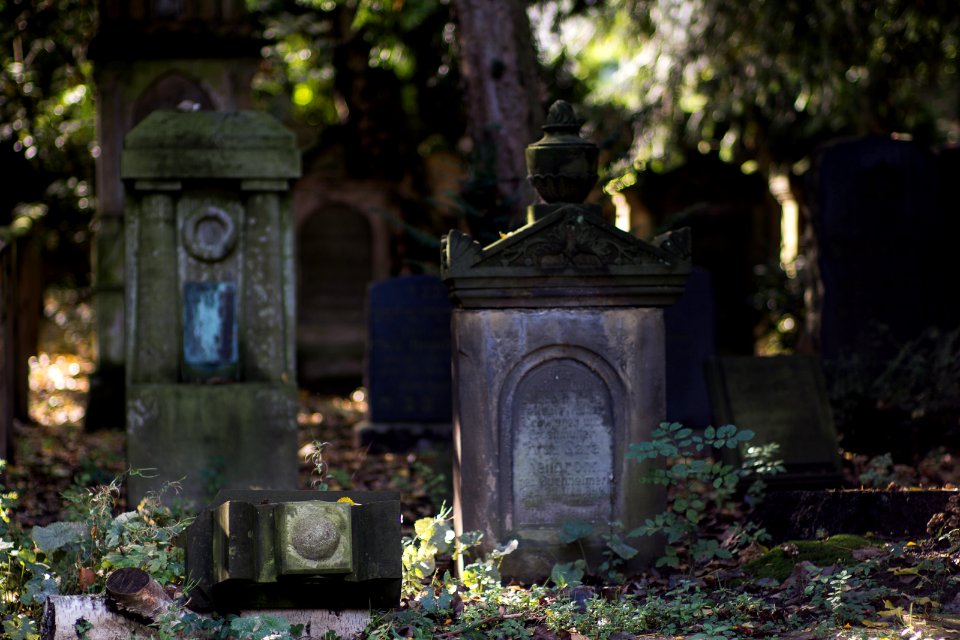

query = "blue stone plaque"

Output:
[[183, 281, 238, 380]]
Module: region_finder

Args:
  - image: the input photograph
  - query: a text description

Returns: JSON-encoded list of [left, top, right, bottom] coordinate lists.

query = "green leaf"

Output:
[[607, 538, 639, 560], [717, 424, 736, 438], [559, 520, 593, 544], [31, 521, 81, 553], [737, 429, 755, 442], [550, 559, 585, 588]]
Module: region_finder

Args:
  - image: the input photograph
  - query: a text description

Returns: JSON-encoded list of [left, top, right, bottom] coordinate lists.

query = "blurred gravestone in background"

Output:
[[87, 0, 261, 429], [707, 355, 843, 489], [664, 266, 716, 429], [814, 137, 959, 359], [356, 275, 453, 452]]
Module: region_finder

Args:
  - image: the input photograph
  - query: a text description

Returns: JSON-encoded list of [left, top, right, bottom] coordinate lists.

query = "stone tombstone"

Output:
[[706, 355, 843, 488], [664, 266, 715, 428], [442, 101, 692, 581], [815, 136, 954, 359], [357, 275, 453, 451], [121, 111, 301, 505]]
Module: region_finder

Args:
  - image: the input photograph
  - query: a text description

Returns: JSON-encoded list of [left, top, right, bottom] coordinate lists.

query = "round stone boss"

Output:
[[182, 205, 238, 262], [289, 513, 341, 561]]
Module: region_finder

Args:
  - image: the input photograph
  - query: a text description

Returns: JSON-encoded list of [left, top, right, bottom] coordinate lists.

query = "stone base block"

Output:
[[239, 609, 370, 639], [126, 383, 298, 507]]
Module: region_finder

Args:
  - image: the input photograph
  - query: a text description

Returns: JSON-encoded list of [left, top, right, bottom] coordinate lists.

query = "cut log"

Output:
[[41, 595, 156, 640], [105, 567, 173, 620], [41, 568, 179, 640]]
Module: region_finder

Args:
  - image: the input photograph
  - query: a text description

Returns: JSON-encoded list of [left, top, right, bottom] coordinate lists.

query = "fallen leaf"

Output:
[[78, 567, 96, 590], [852, 547, 885, 561]]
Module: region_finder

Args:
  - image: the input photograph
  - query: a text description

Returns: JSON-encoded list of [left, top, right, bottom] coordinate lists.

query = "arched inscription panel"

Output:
[[511, 358, 614, 526]]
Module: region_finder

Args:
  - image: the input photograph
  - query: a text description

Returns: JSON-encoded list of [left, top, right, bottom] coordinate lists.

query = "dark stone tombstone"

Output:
[[706, 355, 843, 488], [356, 275, 453, 451], [815, 136, 953, 359], [664, 266, 715, 428]]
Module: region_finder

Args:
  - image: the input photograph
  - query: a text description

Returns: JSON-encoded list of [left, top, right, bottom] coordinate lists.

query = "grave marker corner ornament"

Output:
[[441, 100, 692, 581]]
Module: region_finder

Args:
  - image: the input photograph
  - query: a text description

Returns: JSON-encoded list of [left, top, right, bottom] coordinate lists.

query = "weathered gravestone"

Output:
[[706, 355, 843, 488], [121, 111, 301, 505], [814, 136, 957, 359], [442, 101, 692, 581], [356, 275, 453, 451]]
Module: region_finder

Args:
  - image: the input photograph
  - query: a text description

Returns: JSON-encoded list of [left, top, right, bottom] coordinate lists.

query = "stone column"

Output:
[[442, 101, 691, 582], [130, 187, 180, 383], [242, 184, 290, 382]]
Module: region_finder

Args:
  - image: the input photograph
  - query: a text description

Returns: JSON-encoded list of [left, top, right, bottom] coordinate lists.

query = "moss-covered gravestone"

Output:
[[121, 111, 301, 505], [441, 102, 692, 581]]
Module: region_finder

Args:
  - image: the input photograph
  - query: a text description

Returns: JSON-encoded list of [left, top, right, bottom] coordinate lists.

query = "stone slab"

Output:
[[238, 610, 370, 640], [451, 307, 667, 582], [753, 489, 955, 542], [121, 111, 301, 181], [126, 383, 299, 506], [706, 355, 842, 488]]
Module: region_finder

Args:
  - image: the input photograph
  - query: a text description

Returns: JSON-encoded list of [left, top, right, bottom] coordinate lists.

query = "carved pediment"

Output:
[[481, 206, 684, 270], [441, 206, 692, 309]]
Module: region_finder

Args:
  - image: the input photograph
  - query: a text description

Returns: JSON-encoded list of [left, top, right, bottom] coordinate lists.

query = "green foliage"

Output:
[[401, 505, 517, 600], [626, 422, 783, 569], [554, 520, 640, 583], [1, 465, 192, 639], [52, 473, 193, 590], [305, 440, 333, 490], [535, 0, 960, 179], [1, 460, 52, 637], [0, 0, 97, 280]]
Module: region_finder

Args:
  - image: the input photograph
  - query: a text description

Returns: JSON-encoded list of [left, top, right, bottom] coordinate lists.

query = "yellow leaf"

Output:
[[889, 566, 920, 575], [906, 541, 919, 546], [337, 497, 361, 505], [861, 619, 889, 628]]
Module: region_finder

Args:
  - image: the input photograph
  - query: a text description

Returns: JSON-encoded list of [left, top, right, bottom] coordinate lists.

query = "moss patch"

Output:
[[744, 534, 877, 582]]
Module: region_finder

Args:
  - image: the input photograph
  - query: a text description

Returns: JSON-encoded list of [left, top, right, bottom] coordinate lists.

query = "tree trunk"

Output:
[[452, 0, 543, 235]]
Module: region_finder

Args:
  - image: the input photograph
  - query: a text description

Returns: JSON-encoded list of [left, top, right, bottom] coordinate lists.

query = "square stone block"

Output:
[[276, 501, 353, 575]]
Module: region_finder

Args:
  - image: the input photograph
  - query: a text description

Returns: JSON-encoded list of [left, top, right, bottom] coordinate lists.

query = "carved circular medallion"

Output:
[[289, 514, 341, 561], [182, 206, 237, 262]]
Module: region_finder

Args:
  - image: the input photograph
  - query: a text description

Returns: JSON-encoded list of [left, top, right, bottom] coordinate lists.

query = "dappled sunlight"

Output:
[[28, 353, 91, 427], [27, 288, 94, 428]]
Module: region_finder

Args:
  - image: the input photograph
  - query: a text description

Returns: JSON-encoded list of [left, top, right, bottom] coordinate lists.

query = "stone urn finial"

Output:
[[525, 100, 599, 204]]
